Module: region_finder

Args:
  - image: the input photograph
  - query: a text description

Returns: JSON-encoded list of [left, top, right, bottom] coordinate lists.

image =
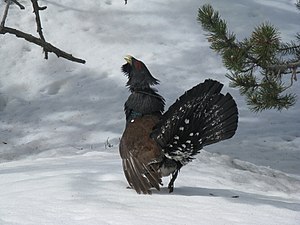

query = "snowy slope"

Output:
[[1, 151, 299, 225], [0, 0, 300, 224]]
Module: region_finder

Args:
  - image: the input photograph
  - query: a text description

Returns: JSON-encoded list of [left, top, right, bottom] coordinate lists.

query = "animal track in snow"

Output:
[[40, 79, 69, 95]]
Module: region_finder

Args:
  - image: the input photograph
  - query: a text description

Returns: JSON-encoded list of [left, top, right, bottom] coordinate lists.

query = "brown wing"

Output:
[[119, 115, 163, 194]]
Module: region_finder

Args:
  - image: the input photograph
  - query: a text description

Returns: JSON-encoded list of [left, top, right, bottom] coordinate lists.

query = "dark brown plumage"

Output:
[[120, 115, 162, 194], [119, 55, 238, 194]]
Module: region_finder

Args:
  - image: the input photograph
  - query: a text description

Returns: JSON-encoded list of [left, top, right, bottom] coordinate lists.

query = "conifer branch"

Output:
[[198, 4, 299, 111]]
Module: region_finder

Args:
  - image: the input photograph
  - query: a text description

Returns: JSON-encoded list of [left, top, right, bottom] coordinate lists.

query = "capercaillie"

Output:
[[119, 55, 238, 194]]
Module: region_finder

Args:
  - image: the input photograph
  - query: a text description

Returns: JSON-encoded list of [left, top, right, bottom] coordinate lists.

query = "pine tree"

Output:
[[197, 2, 300, 111]]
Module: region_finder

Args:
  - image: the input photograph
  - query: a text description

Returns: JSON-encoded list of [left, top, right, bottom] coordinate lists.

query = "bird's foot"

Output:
[[168, 184, 174, 193]]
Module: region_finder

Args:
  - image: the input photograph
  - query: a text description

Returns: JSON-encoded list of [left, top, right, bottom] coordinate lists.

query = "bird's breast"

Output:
[[120, 115, 163, 166]]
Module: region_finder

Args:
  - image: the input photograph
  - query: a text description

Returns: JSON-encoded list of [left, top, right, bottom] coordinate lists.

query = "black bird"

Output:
[[119, 55, 238, 194]]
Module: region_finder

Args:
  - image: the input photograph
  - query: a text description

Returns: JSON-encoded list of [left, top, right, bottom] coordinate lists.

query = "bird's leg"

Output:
[[168, 169, 179, 193]]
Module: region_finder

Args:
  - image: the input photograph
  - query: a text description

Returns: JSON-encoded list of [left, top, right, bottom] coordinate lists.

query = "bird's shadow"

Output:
[[153, 186, 300, 212]]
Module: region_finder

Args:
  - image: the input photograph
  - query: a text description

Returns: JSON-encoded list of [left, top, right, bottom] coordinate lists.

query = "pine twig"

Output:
[[198, 4, 299, 111]]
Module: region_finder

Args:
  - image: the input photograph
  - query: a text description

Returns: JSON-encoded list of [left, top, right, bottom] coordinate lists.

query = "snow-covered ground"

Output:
[[0, 0, 299, 224]]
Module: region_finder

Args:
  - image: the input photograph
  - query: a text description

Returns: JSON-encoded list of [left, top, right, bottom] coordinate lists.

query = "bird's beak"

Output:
[[124, 55, 133, 65]]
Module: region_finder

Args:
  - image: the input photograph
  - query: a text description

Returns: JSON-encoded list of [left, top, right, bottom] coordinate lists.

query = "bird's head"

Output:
[[122, 55, 159, 91]]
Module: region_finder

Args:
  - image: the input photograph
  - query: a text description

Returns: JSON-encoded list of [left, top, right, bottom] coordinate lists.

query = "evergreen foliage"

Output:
[[198, 3, 300, 111]]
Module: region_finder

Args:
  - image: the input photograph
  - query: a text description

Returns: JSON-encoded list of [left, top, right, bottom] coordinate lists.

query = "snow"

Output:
[[0, 0, 299, 224]]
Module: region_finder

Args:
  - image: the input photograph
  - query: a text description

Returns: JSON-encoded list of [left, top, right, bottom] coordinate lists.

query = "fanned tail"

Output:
[[151, 79, 238, 165]]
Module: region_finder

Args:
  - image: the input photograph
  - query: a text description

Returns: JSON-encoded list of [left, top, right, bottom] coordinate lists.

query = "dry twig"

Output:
[[30, 0, 48, 59], [10, 0, 25, 9], [0, 26, 86, 63], [0, 0, 86, 64]]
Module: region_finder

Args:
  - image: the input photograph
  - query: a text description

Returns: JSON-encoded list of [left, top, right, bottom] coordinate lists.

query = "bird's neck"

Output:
[[125, 87, 165, 122]]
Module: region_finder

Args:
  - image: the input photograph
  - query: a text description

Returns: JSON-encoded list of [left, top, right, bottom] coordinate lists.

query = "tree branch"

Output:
[[198, 4, 299, 111], [267, 60, 300, 73], [10, 0, 25, 10], [0, 26, 86, 63], [0, 0, 86, 64], [30, 0, 48, 59], [1, 0, 10, 27]]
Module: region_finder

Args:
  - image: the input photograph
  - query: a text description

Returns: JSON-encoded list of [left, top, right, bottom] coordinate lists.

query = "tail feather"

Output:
[[201, 93, 238, 145], [122, 155, 161, 194], [151, 79, 238, 165], [123, 158, 150, 194]]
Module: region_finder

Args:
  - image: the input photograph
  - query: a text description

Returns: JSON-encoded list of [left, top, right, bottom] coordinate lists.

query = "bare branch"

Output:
[[0, 26, 86, 64], [267, 60, 300, 72], [0, 0, 86, 64], [1, 0, 10, 27], [282, 68, 299, 91], [10, 0, 25, 9], [30, 0, 48, 59]]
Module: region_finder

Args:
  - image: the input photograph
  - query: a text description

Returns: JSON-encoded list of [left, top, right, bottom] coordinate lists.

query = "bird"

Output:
[[119, 55, 238, 194]]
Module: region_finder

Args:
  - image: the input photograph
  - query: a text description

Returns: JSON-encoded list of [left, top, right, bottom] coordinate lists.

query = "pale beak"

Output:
[[124, 55, 133, 65]]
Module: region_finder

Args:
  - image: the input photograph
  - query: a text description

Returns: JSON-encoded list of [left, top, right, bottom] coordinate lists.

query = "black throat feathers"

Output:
[[124, 88, 165, 122]]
